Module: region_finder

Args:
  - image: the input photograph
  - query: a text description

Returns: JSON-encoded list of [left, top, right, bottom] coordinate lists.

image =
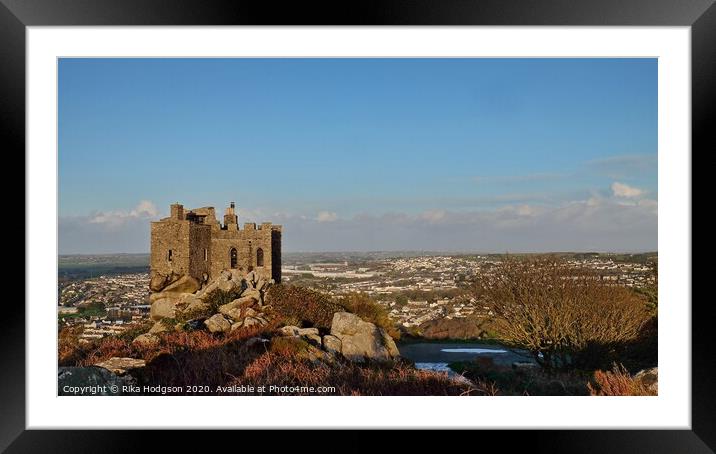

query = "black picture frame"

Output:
[[5, 0, 711, 451]]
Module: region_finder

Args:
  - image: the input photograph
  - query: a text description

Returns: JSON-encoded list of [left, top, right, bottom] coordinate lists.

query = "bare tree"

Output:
[[471, 256, 651, 371]]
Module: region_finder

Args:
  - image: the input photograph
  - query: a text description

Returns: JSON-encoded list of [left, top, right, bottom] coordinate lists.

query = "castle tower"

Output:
[[223, 201, 238, 228]]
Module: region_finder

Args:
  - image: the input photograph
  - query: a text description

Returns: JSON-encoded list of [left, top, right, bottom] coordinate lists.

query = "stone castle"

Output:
[[150, 202, 282, 286]]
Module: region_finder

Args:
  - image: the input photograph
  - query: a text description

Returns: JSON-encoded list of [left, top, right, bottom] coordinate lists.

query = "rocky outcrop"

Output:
[[58, 367, 138, 395], [298, 328, 321, 346], [149, 273, 168, 292], [322, 335, 342, 356], [241, 316, 264, 329], [278, 325, 301, 336], [149, 321, 169, 334], [272, 312, 400, 364], [150, 298, 178, 321], [196, 269, 246, 299], [204, 314, 231, 333], [147, 269, 274, 331], [162, 275, 201, 295], [149, 271, 182, 293], [132, 333, 160, 347], [183, 295, 208, 313], [94, 357, 146, 375], [330, 312, 400, 363], [142, 271, 400, 367]]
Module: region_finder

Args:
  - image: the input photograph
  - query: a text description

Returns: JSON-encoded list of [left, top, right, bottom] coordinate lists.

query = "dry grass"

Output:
[[588, 364, 657, 396], [238, 350, 480, 396], [59, 319, 279, 367], [265, 284, 344, 330], [59, 324, 479, 395]]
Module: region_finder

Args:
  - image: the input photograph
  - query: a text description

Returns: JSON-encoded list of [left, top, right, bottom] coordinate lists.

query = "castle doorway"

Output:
[[256, 248, 264, 267], [230, 248, 238, 269]]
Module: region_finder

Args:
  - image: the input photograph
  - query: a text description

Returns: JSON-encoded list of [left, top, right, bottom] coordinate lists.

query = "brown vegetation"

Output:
[[265, 285, 400, 339], [588, 364, 657, 396], [59, 321, 479, 395], [265, 284, 343, 330], [471, 256, 652, 371], [58, 285, 460, 395], [237, 351, 478, 396]]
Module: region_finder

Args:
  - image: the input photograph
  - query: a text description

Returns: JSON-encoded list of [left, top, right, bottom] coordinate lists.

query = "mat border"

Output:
[[5, 0, 711, 451]]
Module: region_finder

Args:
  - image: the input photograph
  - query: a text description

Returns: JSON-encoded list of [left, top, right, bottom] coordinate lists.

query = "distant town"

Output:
[[58, 251, 657, 343]]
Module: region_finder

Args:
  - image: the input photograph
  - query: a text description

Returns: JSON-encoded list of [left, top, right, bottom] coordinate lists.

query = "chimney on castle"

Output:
[[224, 201, 238, 227], [170, 203, 184, 220]]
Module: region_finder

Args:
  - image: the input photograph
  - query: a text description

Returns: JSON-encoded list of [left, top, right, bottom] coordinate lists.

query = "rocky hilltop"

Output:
[[59, 269, 420, 396], [138, 269, 400, 363]]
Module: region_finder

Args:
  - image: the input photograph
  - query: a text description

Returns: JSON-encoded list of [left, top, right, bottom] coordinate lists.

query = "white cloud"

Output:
[[89, 200, 159, 228], [510, 204, 540, 217], [420, 210, 447, 223], [611, 182, 644, 198], [316, 211, 338, 222], [273, 196, 657, 253], [132, 200, 158, 217], [59, 195, 658, 254]]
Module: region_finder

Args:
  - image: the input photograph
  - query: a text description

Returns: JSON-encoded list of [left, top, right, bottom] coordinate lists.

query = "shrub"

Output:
[[200, 287, 245, 315], [471, 256, 651, 371], [450, 360, 590, 396], [588, 364, 657, 396], [58, 325, 87, 366], [338, 293, 400, 339], [269, 336, 311, 356], [265, 284, 344, 330]]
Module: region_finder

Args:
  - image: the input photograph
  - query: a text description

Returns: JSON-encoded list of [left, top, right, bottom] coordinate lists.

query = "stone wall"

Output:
[[150, 220, 192, 279], [210, 224, 274, 282], [188, 223, 212, 283]]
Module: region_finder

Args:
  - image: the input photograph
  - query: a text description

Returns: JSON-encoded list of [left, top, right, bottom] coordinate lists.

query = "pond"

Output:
[[398, 342, 536, 375]]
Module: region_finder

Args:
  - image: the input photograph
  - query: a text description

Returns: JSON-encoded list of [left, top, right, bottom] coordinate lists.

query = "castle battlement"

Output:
[[150, 201, 281, 285]]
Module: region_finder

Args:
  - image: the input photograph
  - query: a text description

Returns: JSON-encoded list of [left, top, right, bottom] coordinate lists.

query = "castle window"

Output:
[[168, 250, 173, 262], [204, 248, 208, 261], [256, 248, 264, 267], [230, 248, 238, 269]]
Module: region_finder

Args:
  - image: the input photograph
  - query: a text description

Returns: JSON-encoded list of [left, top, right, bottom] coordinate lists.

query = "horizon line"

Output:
[[58, 249, 659, 256]]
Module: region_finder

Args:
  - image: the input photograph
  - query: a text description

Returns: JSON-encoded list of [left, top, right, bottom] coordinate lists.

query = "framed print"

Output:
[[5, 0, 713, 451]]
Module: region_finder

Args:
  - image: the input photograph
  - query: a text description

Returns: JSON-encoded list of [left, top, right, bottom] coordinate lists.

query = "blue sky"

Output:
[[58, 58, 657, 253]]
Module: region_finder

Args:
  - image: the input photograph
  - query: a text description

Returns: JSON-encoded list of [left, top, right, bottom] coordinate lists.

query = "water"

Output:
[[440, 348, 508, 354], [399, 342, 534, 375]]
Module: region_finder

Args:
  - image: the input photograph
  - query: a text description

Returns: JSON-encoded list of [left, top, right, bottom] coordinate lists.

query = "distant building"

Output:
[[150, 201, 282, 285], [57, 306, 79, 314]]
